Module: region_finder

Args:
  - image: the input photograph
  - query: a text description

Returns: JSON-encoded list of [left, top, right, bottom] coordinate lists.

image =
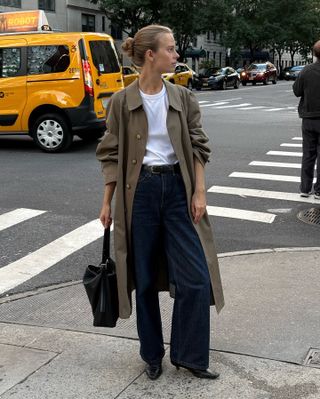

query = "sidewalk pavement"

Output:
[[1, 248, 320, 399]]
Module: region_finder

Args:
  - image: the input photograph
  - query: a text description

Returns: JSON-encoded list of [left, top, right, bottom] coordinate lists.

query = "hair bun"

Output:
[[121, 37, 135, 58]]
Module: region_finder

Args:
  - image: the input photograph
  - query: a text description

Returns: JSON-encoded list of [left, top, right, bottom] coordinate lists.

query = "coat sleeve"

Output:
[[96, 94, 120, 185], [186, 90, 211, 167], [293, 72, 304, 97]]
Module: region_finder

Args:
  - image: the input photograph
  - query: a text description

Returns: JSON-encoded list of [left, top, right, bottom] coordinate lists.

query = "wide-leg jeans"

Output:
[[131, 167, 211, 370], [301, 118, 320, 193]]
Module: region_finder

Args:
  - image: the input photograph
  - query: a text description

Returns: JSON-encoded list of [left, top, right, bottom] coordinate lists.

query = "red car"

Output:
[[240, 62, 277, 86]]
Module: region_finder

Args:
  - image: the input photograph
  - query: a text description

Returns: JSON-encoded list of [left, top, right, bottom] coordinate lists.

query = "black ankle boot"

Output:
[[171, 360, 219, 379], [145, 362, 162, 380]]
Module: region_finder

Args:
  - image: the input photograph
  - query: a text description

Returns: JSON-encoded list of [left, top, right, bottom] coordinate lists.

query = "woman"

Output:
[[96, 24, 224, 380]]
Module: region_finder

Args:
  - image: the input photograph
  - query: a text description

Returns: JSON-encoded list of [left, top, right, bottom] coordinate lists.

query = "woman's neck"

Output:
[[138, 69, 163, 95]]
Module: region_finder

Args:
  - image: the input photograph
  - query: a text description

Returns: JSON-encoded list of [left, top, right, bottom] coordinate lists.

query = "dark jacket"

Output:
[[293, 61, 320, 119]]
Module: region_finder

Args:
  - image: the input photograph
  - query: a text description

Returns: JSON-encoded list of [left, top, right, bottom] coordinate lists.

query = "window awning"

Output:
[[185, 47, 207, 58]]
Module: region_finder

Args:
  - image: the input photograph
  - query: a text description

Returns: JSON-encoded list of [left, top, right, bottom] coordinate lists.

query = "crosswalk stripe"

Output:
[[239, 106, 266, 110], [208, 185, 319, 204], [230, 171, 316, 183], [0, 219, 112, 295], [214, 103, 251, 109], [264, 108, 286, 112], [0, 208, 46, 232], [267, 151, 302, 157], [249, 161, 301, 169], [292, 137, 302, 140], [280, 143, 302, 148], [198, 100, 209, 104], [206, 206, 275, 223], [200, 102, 229, 107]]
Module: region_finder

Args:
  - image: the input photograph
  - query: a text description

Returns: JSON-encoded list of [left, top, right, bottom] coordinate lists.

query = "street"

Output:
[[0, 80, 319, 297]]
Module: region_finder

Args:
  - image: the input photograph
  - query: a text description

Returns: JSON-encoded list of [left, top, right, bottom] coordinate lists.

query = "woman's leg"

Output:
[[162, 172, 211, 370], [131, 171, 165, 365]]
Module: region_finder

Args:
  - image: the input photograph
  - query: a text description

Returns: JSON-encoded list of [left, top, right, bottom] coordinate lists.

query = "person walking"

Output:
[[96, 24, 224, 381], [293, 40, 320, 199]]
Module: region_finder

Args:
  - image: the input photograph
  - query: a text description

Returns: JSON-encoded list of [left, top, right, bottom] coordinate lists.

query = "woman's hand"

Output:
[[100, 202, 112, 228], [191, 189, 206, 224]]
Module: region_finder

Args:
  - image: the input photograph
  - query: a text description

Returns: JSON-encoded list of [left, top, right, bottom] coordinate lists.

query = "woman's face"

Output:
[[147, 32, 179, 74]]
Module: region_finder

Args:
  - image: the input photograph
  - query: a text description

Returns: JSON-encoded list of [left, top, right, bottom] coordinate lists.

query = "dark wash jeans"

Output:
[[131, 167, 211, 370], [301, 118, 320, 193]]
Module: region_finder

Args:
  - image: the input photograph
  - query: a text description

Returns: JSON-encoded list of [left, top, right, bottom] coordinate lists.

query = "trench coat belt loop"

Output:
[[142, 163, 180, 174]]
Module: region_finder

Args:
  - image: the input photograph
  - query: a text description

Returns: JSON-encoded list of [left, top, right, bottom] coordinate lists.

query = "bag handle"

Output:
[[102, 227, 110, 263]]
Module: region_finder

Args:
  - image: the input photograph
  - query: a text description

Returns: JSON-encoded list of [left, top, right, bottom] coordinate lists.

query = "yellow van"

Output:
[[0, 11, 123, 152]]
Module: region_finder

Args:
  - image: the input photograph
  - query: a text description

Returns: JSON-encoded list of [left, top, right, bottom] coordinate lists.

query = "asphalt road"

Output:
[[0, 80, 319, 296]]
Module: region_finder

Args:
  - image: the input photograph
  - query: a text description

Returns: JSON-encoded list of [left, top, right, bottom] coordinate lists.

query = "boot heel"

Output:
[[171, 361, 180, 370]]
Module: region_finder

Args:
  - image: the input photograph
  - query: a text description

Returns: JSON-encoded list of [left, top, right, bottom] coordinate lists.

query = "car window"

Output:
[[89, 40, 120, 74], [248, 64, 266, 71], [212, 68, 224, 76], [0, 47, 21, 77], [229, 67, 235, 73], [28, 45, 70, 75]]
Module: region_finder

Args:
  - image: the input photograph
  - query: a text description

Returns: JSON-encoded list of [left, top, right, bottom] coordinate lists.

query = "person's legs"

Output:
[[301, 119, 318, 194], [162, 172, 211, 370], [131, 170, 165, 365], [314, 130, 320, 194]]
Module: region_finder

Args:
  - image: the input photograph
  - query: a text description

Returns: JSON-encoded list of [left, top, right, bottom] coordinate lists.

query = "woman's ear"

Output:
[[145, 49, 154, 63]]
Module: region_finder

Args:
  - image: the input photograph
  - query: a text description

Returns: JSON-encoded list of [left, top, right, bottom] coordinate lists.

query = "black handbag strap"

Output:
[[102, 227, 110, 263]]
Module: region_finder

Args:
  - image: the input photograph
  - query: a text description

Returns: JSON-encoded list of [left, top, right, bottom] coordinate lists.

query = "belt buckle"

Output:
[[150, 165, 161, 174]]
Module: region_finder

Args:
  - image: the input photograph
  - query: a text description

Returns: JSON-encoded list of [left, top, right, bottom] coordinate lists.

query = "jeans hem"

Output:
[[171, 357, 208, 371], [140, 351, 165, 366]]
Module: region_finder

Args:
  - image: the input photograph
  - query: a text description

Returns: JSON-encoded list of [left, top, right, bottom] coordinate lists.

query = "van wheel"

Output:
[[31, 113, 72, 153], [242, 81, 247, 86]]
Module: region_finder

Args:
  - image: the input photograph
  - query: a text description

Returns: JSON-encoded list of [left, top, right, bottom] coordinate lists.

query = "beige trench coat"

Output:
[[96, 78, 225, 319]]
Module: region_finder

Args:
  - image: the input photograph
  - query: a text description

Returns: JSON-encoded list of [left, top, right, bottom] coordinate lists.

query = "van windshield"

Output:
[[89, 40, 120, 74]]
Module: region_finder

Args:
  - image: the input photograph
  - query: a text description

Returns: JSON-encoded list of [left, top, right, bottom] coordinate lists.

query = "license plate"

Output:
[[249, 76, 254, 80], [203, 82, 208, 87], [102, 97, 110, 109]]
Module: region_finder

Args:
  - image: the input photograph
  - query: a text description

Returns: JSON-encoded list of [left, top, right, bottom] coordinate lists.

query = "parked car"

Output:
[[240, 62, 277, 85], [162, 63, 194, 89], [193, 68, 216, 90], [207, 67, 240, 90], [0, 10, 123, 152], [286, 65, 304, 80], [122, 66, 139, 87]]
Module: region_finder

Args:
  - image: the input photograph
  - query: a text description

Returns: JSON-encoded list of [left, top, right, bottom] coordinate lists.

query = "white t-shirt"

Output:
[[139, 84, 178, 165]]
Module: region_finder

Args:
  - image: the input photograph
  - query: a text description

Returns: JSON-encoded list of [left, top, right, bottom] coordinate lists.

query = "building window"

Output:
[[207, 31, 210, 40], [213, 31, 216, 41], [27, 45, 70, 75], [102, 16, 106, 31], [0, 0, 21, 6], [110, 23, 122, 40], [206, 51, 210, 60], [0, 47, 21, 77], [219, 52, 222, 67], [38, 0, 55, 12], [82, 14, 95, 32], [213, 51, 216, 62]]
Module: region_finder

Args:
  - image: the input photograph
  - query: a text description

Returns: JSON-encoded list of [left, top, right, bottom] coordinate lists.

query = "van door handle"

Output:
[[96, 79, 100, 85]]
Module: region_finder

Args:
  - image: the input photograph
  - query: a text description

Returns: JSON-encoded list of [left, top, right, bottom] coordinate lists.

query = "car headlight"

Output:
[[241, 72, 246, 76]]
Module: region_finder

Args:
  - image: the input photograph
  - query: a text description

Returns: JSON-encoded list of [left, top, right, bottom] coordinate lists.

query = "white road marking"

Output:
[[0, 219, 113, 295], [208, 185, 319, 204], [200, 102, 229, 107], [267, 151, 302, 157], [280, 143, 302, 148], [292, 137, 302, 140], [264, 108, 286, 112], [206, 205, 276, 224], [214, 103, 251, 109], [230, 171, 316, 183], [0, 208, 46, 232], [249, 161, 301, 169], [239, 106, 267, 110], [198, 100, 209, 104]]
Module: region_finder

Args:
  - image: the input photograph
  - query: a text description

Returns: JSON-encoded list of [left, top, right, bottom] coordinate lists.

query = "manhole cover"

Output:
[[297, 208, 320, 226], [303, 348, 320, 368]]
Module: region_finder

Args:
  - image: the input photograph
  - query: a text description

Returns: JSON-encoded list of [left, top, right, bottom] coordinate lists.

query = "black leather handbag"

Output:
[[83, 227, 119, 327]]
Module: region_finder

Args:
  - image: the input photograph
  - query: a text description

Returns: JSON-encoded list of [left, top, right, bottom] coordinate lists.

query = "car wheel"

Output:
[[234, 79, 240, 89], [222, 80, 227, 90], [31, 113, 72, 153], [272, 76, 277, 84], [196, 87, 202, 91], [252, 81, 256, 85], [263, 78, 268, 85], [242, 81, 247, 86]]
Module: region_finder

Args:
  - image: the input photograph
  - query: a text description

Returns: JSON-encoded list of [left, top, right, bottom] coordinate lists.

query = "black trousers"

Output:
[[301, 118, 320, 193]]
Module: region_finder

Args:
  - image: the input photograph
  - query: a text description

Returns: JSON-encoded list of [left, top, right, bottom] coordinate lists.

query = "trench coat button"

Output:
[[126, 183, 131, 189], [136, 134, 141, 139], [132, 159, 137, 164]]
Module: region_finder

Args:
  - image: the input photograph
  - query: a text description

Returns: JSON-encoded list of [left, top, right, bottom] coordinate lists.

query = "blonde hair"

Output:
[[121, 24, 173, 67]]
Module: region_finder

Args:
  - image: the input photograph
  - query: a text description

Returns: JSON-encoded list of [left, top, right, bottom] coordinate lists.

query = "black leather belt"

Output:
[[142, 163, 180, 174]]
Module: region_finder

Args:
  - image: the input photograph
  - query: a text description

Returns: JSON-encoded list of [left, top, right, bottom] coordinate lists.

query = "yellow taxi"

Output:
[[0, 10, 123, 152], [162, 62, 194, 89], [122, 65, 139, 87]]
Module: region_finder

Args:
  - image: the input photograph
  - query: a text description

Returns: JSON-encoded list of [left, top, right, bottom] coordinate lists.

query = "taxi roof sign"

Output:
[[0, 10, 51, 33]]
